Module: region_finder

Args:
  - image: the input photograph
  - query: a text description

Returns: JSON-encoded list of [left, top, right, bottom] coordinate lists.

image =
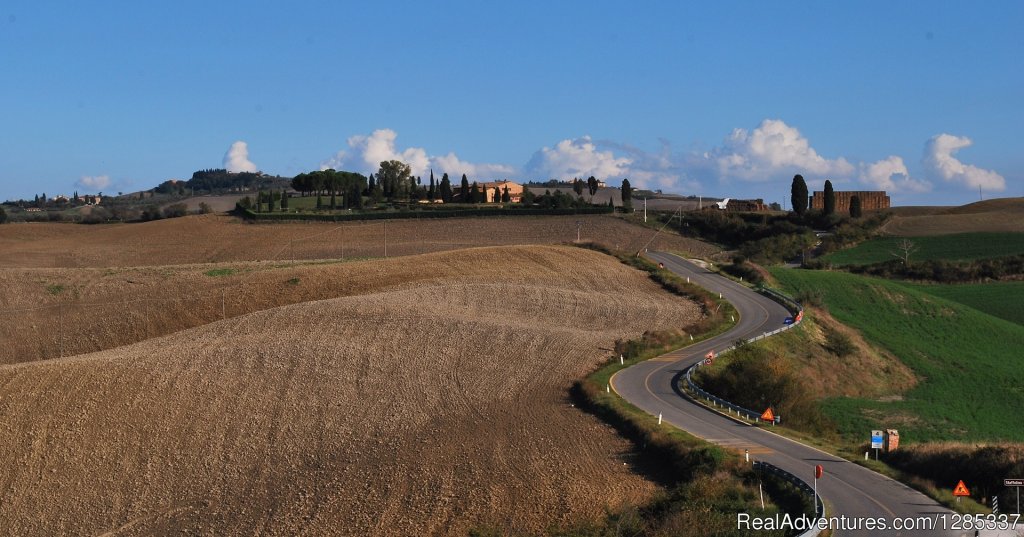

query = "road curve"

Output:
[[612, 252, 994, 537]]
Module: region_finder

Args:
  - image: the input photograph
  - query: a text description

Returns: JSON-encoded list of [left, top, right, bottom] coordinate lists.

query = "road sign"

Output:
[[795, 311, 804, 322], [953, 480, 970, 497], [760, 408, 775, 422], [815, 464, 824, 479], [1005, 479, 1024, 487], [703, 358, 713, 366], [871, 430, 884, 449], [705, 350, 715, 360]]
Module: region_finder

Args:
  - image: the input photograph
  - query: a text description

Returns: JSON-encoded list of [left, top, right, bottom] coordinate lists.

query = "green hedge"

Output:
[[235, 204, 613, 222]]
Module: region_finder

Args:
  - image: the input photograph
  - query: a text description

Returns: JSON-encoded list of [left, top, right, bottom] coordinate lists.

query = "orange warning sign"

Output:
[[705, 350, 715, 360], [760, 408, 775, 422], [953, 480, 970, 497]]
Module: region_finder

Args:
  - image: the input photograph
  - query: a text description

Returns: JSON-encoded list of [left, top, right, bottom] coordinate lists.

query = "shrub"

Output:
[[163, 203, 188, 218], [824, 330, 855, 357]]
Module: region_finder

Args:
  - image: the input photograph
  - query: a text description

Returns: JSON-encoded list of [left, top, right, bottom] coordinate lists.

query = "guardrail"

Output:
[[681, 294, 804, 424], [754, 461, 826, 537], [681, 286, 823, 534]]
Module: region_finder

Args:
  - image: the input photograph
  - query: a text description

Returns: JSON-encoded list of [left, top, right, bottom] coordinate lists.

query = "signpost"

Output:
[[760, 408, 775, 426], [1004, 478, 1023, 514], [704, 350, 715, 366], [953, 480, 970, 503], [814, 465, 824, 511], [871, 430, 883, 460]]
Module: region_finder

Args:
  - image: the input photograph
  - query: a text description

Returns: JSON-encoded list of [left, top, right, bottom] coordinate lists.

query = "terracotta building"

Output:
[[811, 190, 889, 212], [726, 198, 768, 212], [479, 180, 524, 203]]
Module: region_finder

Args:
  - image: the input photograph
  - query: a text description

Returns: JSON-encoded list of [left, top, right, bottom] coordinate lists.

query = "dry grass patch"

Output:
[[0, 246, 702, 536], [0, 213, 718, 269]]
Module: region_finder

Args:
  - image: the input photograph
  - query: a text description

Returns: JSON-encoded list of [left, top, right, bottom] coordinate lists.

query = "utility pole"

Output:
[[575, 220, 582, 242], [644, 197, 647, 223], [58, 303, 64, 358]]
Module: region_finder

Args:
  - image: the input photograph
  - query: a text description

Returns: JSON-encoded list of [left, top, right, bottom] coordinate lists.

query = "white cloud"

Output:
[[223, 141, 258, 173], [321, 128, 514, 180], [708, 119, 854, 182], [76, 175, 111, 190], [860, 156, 931, 193], [524, 136, 631, 181], [431, 152, 516, 179], [923, 133, 1005, 191]]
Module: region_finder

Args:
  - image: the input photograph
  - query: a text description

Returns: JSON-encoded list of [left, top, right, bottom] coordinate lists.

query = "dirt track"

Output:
[[0, 213, 717, 269], [0, 246, 701, 536]]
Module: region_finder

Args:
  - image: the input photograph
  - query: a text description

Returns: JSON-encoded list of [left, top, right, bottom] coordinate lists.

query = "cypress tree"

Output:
[[280, 189, 288, 211], [621, 179, 632, 207], [823, 179, 836, 215], [849, 195, 862, 218], [493, 187, 500, 203], [440, 173, 452, 203], [460, 174, 469, 202], [470, 182, 480, 203], [790, 174, 808, 215], [428, 170, 436, 201], [502, 186, 511, 203]]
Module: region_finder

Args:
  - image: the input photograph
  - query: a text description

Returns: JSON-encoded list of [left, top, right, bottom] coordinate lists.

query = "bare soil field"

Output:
[[0, 213, 718, 269], [0, 246, 701, 536], [881, 197, 1024, 236], [162, 194, 246, 213]]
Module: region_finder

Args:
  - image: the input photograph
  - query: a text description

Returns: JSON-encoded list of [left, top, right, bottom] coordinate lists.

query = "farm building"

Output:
[[479, 180, 524, 203], [725, 198, 768, 212], [811, 190, 889, 212]]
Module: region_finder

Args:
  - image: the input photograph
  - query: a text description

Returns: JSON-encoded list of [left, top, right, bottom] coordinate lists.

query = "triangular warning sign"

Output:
[[953, 480, 970, 497], [760, 408, 775, 422]]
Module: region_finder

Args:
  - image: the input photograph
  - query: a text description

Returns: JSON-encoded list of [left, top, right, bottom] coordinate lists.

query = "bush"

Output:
[[0, 206, 7, 224], [824, 330, 855, 357], [81, 206, 112, 224], [163, 203, 188, 218], [198, 202, 213, 214]]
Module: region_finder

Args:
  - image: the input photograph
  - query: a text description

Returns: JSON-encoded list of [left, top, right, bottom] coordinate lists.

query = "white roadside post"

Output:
[[658, 413, 662, 425]]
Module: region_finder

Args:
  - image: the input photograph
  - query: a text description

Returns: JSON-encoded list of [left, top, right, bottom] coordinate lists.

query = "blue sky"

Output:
[[1, 1, 1021, 205]]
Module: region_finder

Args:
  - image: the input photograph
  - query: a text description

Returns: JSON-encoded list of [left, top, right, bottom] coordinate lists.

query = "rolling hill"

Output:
[[0, 246, 702, 536]]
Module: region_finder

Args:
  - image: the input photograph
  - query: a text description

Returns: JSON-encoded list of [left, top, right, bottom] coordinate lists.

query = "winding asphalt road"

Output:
[[612, 252, 1015, 537]]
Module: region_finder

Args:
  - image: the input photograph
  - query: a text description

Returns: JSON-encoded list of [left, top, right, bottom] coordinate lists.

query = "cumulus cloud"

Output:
[[860, 156, 931, 193], [76, 175, 111, 190], [431, 152, 516, 179], [524, 136, 632, 180], [223, 141, 258, 173], [321, 128, 514, 179], [923, 134, 1005, 191], [708, 119, 854, 182]]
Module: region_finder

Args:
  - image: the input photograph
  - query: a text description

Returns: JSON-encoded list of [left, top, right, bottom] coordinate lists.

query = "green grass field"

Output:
[[907, 281, 1024, 326], [771, 268, 1024, 444], [823, 232, 1024, 266]]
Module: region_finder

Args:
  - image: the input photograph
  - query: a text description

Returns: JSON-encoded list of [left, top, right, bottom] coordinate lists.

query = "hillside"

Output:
[[770, 268, 1024, 443], [0, 246, 702, 536], [908, 280, 1024, 326], [822, 232, 1024, 266], [0, 213, 718, 269], [880, 197, 1024, 236]]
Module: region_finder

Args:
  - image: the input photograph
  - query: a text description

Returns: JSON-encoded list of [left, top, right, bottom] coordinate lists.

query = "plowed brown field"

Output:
[[0, 213, 717, 269], [0, 246, 701, 536], [880, 197, 1024, 236]]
